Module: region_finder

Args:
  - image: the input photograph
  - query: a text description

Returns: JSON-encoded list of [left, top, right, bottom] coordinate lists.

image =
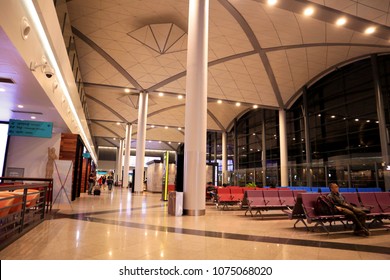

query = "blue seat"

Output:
[[339, 187, 356, 193], [357, 187, 382, 192]]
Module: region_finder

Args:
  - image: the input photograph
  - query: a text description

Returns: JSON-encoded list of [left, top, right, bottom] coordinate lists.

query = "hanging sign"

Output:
[[8, 119, 53, 138]]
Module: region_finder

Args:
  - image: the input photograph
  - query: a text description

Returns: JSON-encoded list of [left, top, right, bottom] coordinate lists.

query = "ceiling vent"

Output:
[[0, 77, 15, 84]]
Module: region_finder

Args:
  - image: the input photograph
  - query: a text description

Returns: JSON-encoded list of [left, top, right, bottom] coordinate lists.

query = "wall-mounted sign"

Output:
[[82, 152, 91, 158], [8, 119, 53, 138]]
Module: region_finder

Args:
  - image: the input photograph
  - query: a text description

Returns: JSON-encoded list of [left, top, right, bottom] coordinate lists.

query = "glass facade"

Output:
[[211, 55, 390, 189]]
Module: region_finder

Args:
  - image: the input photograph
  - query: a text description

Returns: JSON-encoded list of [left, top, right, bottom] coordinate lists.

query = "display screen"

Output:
[[0, 122, 9, 176]]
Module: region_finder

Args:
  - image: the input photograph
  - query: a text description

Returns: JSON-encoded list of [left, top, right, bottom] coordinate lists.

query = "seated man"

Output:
[[327, 183, 369, 236], [206, 182, 216, 201]]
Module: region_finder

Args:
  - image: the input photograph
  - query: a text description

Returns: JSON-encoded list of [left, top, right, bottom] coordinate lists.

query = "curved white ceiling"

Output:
[[57, 0, 390, 149]]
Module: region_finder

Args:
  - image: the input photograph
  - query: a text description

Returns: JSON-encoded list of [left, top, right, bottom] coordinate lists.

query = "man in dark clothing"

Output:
[[327, 183, 369, 236]]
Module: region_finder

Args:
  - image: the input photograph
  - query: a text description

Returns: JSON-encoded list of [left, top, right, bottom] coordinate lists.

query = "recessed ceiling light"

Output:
[[151, 125, 155, 128], [331, 115, 336, 118], [355, 118, 359, 122], [303, 7, 314, 16], [116, 122, 120, 125], [267, 0, 277, 6], [235, 102, 241, 107], [178, 95, 183, 100], [178, 127, 182, 130], [336, 17, 347, 26], [158, 92, 164, 97], [18, 104, 24, 108], [30, 116, 36, 119], [164, 126, 168, 129], [366, 120, 371, 123], [124, 88, 131, 93], [217, 100, 222, 104], [0, 88, 5, 92], [365, 27, 376, 34], [253, 105, 258, 109]]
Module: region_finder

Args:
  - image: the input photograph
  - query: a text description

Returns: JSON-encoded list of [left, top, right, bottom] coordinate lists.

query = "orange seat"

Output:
[[0, 192, 23, 214], [0, 195, 15, 218], [14, 189, 40, 208]]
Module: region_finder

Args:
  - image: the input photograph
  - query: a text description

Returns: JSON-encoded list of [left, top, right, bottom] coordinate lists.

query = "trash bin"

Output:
[[168, 191, 183, 216]]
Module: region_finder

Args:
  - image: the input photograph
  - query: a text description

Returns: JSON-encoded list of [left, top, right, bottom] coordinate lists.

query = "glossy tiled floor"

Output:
[[1, 187, 390, 260]]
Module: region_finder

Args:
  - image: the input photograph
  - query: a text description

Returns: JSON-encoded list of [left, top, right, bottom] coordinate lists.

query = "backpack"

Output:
[[314, 195, 336, 216]]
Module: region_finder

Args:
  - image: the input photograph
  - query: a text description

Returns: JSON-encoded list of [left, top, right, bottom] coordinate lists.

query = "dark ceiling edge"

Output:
[[284, 52, 390, 108]]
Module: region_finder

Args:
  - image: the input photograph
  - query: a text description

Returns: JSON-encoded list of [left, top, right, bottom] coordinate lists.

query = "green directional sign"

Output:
[[8, 119, 53, 138]]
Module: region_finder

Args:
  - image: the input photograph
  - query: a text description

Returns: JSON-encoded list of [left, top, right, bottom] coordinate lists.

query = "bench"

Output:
[[292, 192, 390, 233], [244, 189, 296, 218]]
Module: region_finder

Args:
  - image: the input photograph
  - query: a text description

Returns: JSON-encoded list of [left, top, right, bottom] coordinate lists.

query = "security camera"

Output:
[[43, 64, 55, 78], [30, 60, 55, 78]]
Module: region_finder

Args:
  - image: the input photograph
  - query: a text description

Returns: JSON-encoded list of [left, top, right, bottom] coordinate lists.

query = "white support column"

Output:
[[222, 132, 227, 184], [116, 139, 123, 184], [279, 109, 288, 187], [183, 0, 209, 216], [134, 91, 148, 193], [123, 124, 132, 188]]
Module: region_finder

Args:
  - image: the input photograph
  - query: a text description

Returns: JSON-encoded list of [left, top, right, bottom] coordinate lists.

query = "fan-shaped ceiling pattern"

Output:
[[65, 0, 390, 151]]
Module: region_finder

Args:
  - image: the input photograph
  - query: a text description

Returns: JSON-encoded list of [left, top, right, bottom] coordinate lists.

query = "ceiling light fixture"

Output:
[[267, 0, 277, 6], [303, 7, 314, 17], [30, 116, 36, 119], [178, 127, 182, 130], [158, 92, 164, 97], [217, 100, 222, 104], [18, 104, 24, 108], [253, 105, 258, 109], [178, 95, 183, 100], [0, 88, 5, 92], [116, 122, 120, 125], [165, 126, 168, 129], [365, 27, 376, 34], [235, 102, 241, 107], [124, 88, 131, 93], [336, 17, 347, 26]]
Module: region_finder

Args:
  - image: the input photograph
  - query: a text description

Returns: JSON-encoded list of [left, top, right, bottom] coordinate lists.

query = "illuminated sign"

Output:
[[8, 119, 53, 138]]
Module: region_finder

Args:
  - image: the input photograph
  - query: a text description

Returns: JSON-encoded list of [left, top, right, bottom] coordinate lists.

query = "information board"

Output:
[[8, 119, 53, 138]]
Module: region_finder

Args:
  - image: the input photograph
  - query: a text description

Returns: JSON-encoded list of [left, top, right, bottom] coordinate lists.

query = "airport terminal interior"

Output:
[[1, 0, 390, 260]]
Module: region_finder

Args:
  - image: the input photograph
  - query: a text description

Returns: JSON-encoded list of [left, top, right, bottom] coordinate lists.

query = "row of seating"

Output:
[[287, 186, 382, 193], [243, 189, 303, 217], [297, 192, 390, 233]]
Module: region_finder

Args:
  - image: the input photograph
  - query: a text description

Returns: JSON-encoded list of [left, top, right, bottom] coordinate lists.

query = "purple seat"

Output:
[[358, 192, 383, 225], [374, 192, 390, 215], [245, 190, 266, 217], [278, 189, 295, 208], [263, 190, 282, 207], [300, 193, 345, 233], [342, 192, 361, 208], [358, 192, 382, 214]]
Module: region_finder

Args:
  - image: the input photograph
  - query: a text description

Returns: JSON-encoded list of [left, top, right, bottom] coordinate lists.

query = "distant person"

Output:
[[327, 183, 369, 236], [106, 173, 114, 191], [88, 172, 96, 195], [206, 181, 216, 201]]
